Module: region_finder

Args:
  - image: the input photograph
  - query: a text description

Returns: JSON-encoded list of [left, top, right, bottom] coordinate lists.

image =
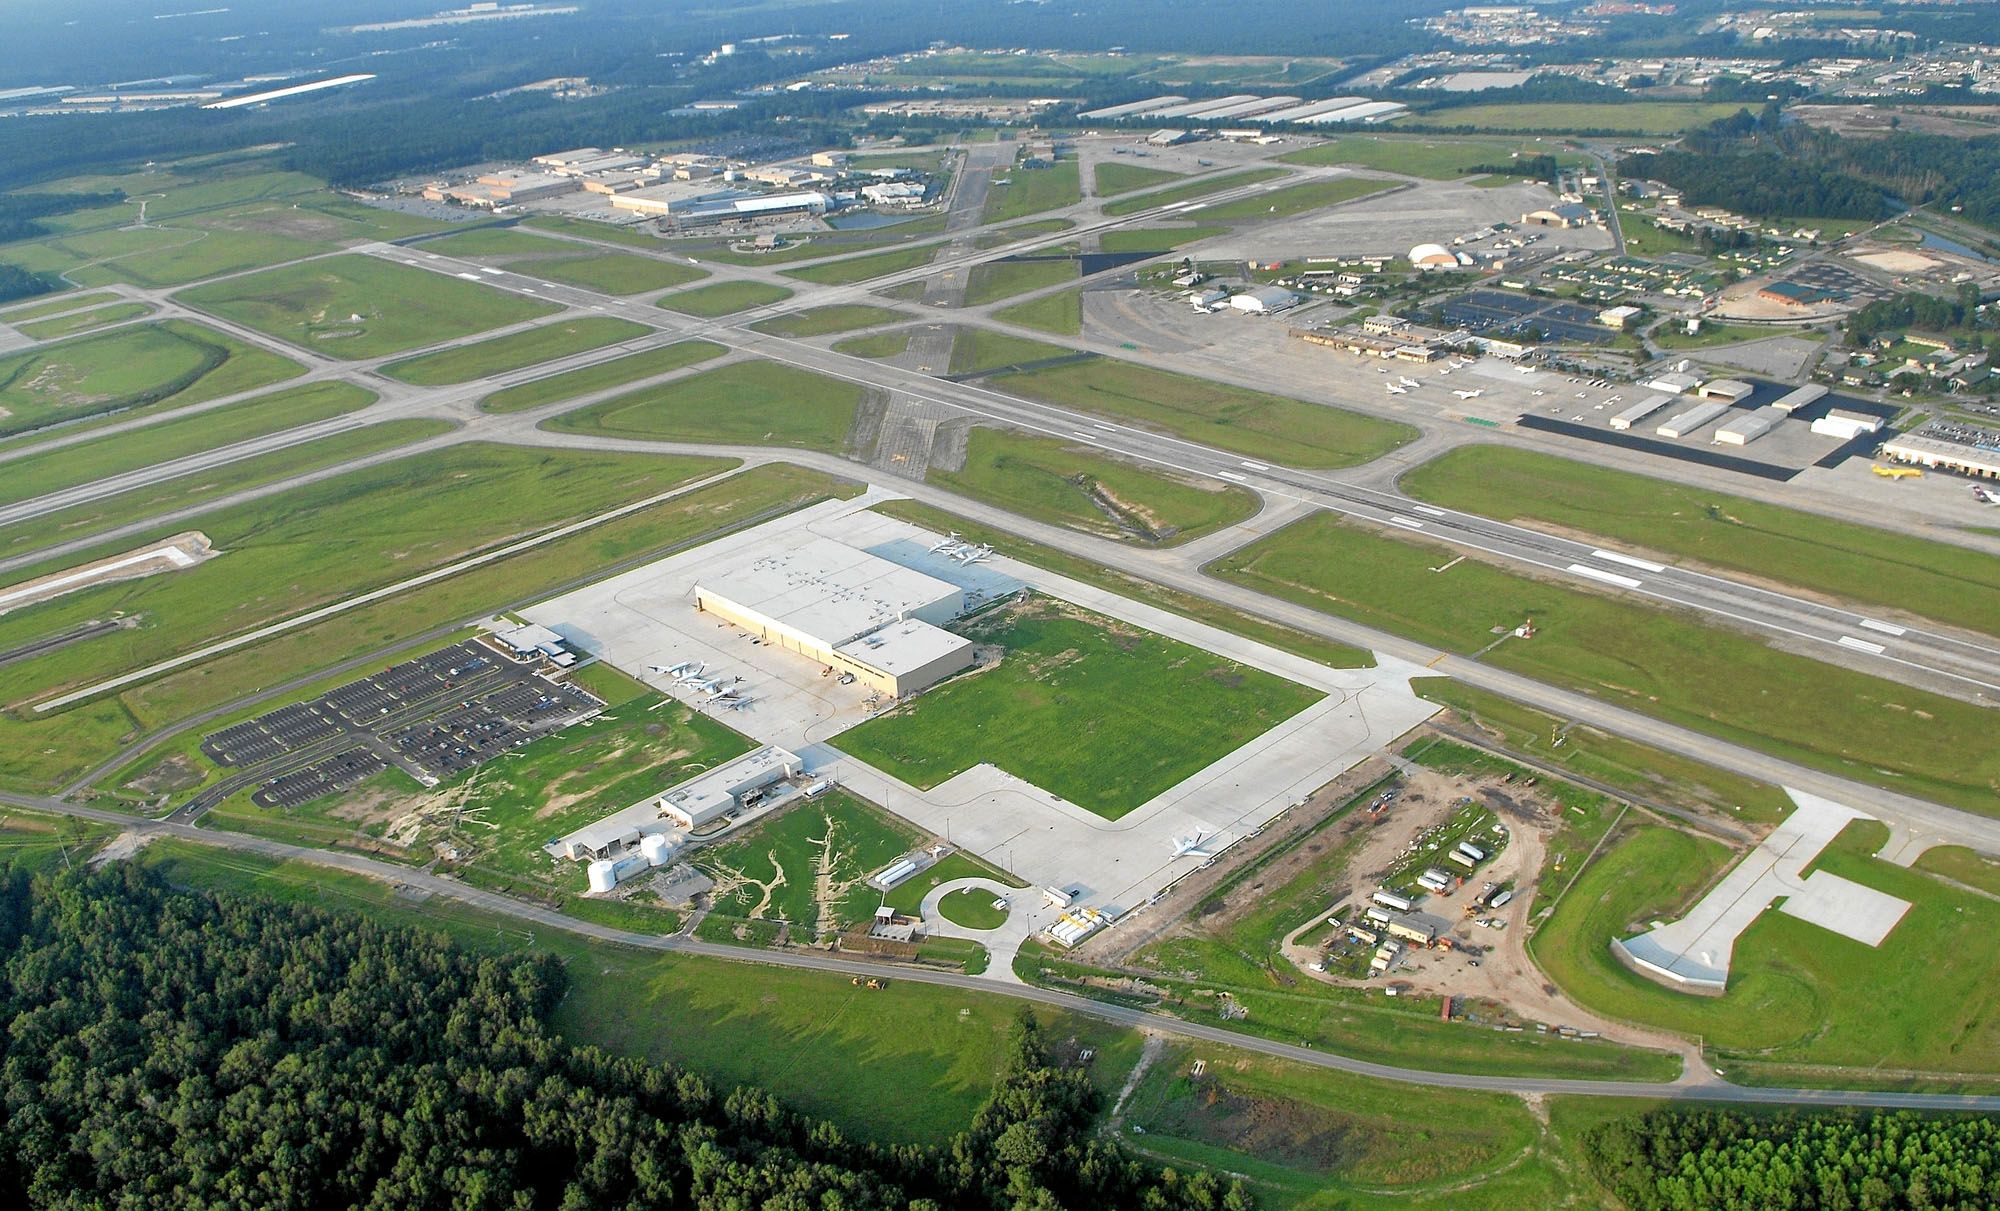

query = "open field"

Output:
[[993, 288, 1082, 335], [930, 427, 1259, 544], [478, 340, 726, 413], [0, 379, 375, 510], [177, 255, 558, 359], [831, 329, 914, 359], [0, 445, 734, 712], [1412, 678, 1794, 823], [63, 465, 850, 805], [0, 320, 302, 440], [133, 836, 1139, 1147], [0, 291, 121, 321], [875, 497, 1371, 670], [837, 595, 1322, 819], [1194, 176, 1394, 220], [982, 161, 1082, 224], [964, 258, 1079, 306], [747, 304, 907, 337], [1407, 101, 1748, 134], [973, 218, 1074, 250], [697, 792, 923, 935], [1279, 134, 1583, 179], [994, 357, 1418, 468], [16, 302, 153, 340], [1101, 169, 1287, 217], [1533, 819, 2000, 1086], [1214, 514, 2000, 815], [1094, 162, 1184, 196], [783, 244, 944, 286], [547, 359, 864, 451], [0, 419, 448, 563], [946, 329, 1076, 376], [381, 317, 650, 385], [656, 280, 794, 316], [1399, 446, 2000, 639]]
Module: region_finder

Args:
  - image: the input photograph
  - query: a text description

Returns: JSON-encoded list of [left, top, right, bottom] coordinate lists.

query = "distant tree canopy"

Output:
[[1846, 285, 1994, 347], [1586, 1107, 2000, 1211], [0, 867, 1248, 1210], [0, 189, 124, 243], [0, 263, 60, 305]]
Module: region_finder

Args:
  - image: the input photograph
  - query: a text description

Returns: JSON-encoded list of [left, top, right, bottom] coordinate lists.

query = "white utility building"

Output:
[[694, 538, 974, 696]]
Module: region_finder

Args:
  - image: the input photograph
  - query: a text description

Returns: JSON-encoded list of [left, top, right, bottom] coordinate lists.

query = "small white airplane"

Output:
[[929, 532, 963, 554], [720, 697, 754, 712], [1531, 389, 1546, 396], [652, 660, 699, 679], [1398, 377, 1420, 388], [1386, 383, 1407, 395], [1973, 485, 2000, 507], [1438, 367, 1451, 376], [953, 543, 994, 564], [1453, 389, 1484, 400], [1171, 829, 1215, 859]]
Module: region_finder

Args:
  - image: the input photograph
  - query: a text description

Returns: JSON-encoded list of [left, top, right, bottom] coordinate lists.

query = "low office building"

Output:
[[694, 538, 974, 696]]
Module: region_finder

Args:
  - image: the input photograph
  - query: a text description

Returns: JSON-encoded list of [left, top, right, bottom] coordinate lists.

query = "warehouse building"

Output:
[[1714, 406, 1784, 446], [1810, 409, 1883, 440], [1610, 393, 1674, 430], [1771, 383, 1828, 413], [694, 538, 974, 697], [1656, 400, 1733, 439], [1880, 431, 2000, 479], [1698, 378, 1755, 403]]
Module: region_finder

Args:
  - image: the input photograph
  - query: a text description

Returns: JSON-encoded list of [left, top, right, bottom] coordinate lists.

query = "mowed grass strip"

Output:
[[963, 258, 1079, 306], [1400, 445, 2000, 639], [16, 302, 153, 340], [1101, 168, 1286, 217], [0, 380, 376, 510], [381, 317, 651, 386], [1097, 226, 1227, 254], [1534, 819, 2000, 1082], [1277, 134, 1583, 179], [177, 255, 559, 359], [748, 304, 908, 338], [0, 444, 736, 709], [837, 597, 1322, 818], [0, 290, 121, 321], [0, 419, 451, 564], [831, 329, 913, 359], [479, 340, 727, 413], [994, 357, 1417, 468], [931, 428, 1260, 545], [0, 320, 303, 440], [1214, 513, 2000, 814], [421, 229, 707, 295], [982, 160, 1082, 223], [1093, 161, 1184, 196], [993, 288, 1081, 335], [782, 243, 944, 286], [656, 280, 794, 316], [1410, 100, 1749, 134], [947, 330, 1076, 377], [547, 358, 864, 451]]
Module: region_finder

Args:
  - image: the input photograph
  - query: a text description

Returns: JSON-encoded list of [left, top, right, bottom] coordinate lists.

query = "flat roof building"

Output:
[[1698, 378, 1755, 403], [1771, 383, 1828, 413], [694, 538, 973, 696], [1714, 406, 1783, 446], [551, 745, 803, 860], [1656, 400, 1733, 439], [1610, 393, 1674, 430], [1880, 432, 2000, 479]]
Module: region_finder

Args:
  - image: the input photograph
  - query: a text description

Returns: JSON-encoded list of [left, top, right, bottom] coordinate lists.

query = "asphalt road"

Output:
[[10, 787, 2000, 1110]]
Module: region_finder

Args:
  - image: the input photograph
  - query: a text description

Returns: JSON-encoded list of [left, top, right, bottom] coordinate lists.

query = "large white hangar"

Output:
[[693, 537, 975, 697]]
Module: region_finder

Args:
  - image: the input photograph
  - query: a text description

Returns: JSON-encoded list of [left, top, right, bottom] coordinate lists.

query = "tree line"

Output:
[[0, 866, 1247, 1210], [1586, 1107, 2000, 1210]]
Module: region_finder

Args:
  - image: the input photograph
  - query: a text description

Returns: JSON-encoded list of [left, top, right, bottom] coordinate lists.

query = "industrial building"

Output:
[[1810, 409, 1883, 440], [1644, 371, 1701, 395], [554, 744, 804, 869], [1656, 400, 1733, 439], [1229, 285, 1298, 314], [1610, 394, 1674, 430], [1771, 383, 1829, 413], [1385, 911, 1451, 946], [1597, 304, 1643, 329], [1698, 379, 1755, 404], [693, 537, 975, 697], [1714, 407, 1784, 446], [1880, 429, 2000, 479]]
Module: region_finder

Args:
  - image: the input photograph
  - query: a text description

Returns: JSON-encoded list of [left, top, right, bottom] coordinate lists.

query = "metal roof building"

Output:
[[1656, 400, 1733, 439], [1714, 407, 1783, 446]]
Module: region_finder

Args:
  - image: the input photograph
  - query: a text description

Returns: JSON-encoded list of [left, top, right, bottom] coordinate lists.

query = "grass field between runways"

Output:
[[176, 255, 559, 359], [546, 359, 866, 451], [0, 320, 302, 440], [1101, 169, 1287, 217], [1213, 513, 2000, 815], [478, 340, 726, 413], [993, 356, 1418, 468], [381, 316, 651, 385], [655, 280, 794, 316], [747, 304, 908, 338], [836, 595, 1322, 818]]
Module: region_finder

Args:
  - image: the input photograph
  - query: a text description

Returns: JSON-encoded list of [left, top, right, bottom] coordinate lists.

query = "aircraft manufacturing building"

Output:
[[693, 538, 976, 697]]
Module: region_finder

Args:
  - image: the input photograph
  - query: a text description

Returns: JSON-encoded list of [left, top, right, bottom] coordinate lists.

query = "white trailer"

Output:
[[1371, 890, 1414, 912]]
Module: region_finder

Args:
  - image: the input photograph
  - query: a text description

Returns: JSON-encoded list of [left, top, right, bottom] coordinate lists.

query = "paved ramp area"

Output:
[[1616, 789, 1911, 992], [526, 487, 1439, 916]]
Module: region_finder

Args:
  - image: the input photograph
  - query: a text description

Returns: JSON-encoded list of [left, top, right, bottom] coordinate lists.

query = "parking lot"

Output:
[[196, 640, 602, 813], [1433, 289, 1615, 345]]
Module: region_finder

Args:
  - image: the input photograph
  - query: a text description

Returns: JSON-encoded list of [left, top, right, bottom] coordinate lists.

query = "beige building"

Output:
[[693, 538, 974, 696]]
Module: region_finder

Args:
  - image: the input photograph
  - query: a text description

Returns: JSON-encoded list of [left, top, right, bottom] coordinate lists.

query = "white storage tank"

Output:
[[640, 833, 675, 866], [587, 860, 618, 894]]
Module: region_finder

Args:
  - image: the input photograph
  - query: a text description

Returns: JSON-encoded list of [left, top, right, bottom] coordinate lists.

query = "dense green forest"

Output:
[[0, 264, 59, 305], [1846, 285, 1996, 348], [1587, 1108, 2000, 1210], [0, 867, 1246, 1209]]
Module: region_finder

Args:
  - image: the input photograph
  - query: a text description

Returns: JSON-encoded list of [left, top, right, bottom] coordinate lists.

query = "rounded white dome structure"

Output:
[[1409, 242, 1457, 269]]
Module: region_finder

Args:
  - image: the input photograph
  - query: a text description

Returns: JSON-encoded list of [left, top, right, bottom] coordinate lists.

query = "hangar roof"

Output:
[[696, 537, 962, 648]]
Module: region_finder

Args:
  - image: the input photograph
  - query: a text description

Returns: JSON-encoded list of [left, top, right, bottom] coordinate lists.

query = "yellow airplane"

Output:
[[1871, 464, 1922, 479]]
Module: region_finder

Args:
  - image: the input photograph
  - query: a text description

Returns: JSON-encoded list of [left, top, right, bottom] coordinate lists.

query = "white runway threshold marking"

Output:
[[1387, 515, 1424, 530], [1241, 460, 1270, 471], [1568, 563, 1642, 589], [1838, 635, 1887, 655], [1411, 504, 1446, 517], [1591, 549, 1665, 573], [1859, 619, 1906, 636], [454, 272, 481, 281], [1217, 470, 1247, 482]]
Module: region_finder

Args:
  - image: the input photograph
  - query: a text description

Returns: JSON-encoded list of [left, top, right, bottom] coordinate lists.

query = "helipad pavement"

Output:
[[1614, 789, 1912, 993], [526, 487, 1440, 915]]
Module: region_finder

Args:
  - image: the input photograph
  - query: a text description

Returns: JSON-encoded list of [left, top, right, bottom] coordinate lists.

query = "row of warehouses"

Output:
[[1081, 93, 1409, 126], [1612, 380, 1882, 446]]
